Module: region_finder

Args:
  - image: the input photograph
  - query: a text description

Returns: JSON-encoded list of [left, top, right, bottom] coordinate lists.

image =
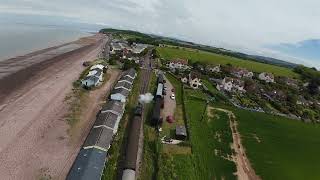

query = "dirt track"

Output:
[[0, 34, 115, 180]]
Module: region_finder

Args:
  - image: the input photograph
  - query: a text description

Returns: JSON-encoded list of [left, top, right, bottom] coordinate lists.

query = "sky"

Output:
[[0, 0, 319, 68]]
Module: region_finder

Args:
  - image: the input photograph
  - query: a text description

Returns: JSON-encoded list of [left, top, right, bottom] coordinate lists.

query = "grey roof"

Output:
[[119, 76, 134, 83], [115, 81, 133, 90], [83, 127, 114, 151], [94, 112, 119, 130], [111, 88, 130, 97], [66, 148, 107, 180], [101, 100, 124, 115], [176, 126, 187, 136], [83, 75, 99, 83], [156, 83, 163, 97], [122, 68, 136, 79]]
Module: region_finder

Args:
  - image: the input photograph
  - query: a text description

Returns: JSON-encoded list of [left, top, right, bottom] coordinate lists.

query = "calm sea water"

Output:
[[0, 23, 90, 61]]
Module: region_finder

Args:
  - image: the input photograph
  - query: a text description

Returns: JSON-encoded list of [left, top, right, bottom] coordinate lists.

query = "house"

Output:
[[122, 68, 137, 80], [266, 90, 286, 101], [206, 65, 221, 73], [114, 81, 133, 91], [259, 72, 274, 83], [118, 76, 134, 84], [181, 76, 188, 83], [94, 112, 120, 134], [100, 100, 125, 116], [131, 43, 148, 54], [167, 58, 189, 70], [279, 77, 298, 88], [217, 77, 245, 93], [188, 72, 201, 89], [230, 67, 253, 78], [81, 76, 100, 88], [175, 126, 187, 140], [110, 88, 130, 102]]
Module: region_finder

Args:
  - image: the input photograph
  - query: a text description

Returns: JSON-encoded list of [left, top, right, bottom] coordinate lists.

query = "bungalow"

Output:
[[230, 67, 253, 78], [167, 58, 189, 70], [188, 72, 201, 89], [81, 76, 100, 88], [110, 88, 130, 102], [217, 77, 245, 93], [100, 100, 125, 116], [114, 81, 133, 91], [259, 72, 274, 83], [94, 112, 120, 134]]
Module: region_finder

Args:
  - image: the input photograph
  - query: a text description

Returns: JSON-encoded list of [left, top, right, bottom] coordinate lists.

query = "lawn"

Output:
[[232, 108, 320, 180], [157, 47, 298, 78]]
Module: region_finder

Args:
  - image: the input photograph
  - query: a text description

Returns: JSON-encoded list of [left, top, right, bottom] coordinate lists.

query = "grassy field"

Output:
[[157, 47, 298, 77], [230, 108, 320, 180], [102, 70, 141, 180]]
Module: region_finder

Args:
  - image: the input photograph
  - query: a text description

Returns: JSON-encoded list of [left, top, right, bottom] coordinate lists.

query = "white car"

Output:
[[170, 94, 175, 100]]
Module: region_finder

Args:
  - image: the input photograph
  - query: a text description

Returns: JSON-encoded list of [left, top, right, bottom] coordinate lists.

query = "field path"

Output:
[[207, 107, 260, 180]]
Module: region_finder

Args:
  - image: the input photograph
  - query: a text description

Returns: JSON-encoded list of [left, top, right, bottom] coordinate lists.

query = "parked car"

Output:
[[171, 88, 175, 92], [170, 94, 175, 100]]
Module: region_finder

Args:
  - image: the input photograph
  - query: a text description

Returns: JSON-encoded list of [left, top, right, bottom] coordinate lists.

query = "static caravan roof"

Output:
[[115, 81, 133, 90], [122, 68, 136, 79], [83, 127, 113, 151], [111, 88, 130, 97], [94, 112, 119, 130], [101, 100, 124, 115], [119, 76, 134, 84], [66, 148, 107, 180]]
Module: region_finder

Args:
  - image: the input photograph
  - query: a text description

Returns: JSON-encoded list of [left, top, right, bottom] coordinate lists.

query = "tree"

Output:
[[308, 79, 319, 95]]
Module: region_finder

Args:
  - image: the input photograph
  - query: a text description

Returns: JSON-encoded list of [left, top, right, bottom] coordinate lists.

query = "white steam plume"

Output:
[[139, 93, 154, 104]]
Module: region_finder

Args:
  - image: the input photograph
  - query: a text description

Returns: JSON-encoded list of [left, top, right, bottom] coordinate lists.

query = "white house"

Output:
[[167, 59, 189, 70], [230, 67, 253, 78], [189, 72, 201, 89], [110, 88, 130, 102], [217, 77, 245, 93], [259, 72, 274, 83]]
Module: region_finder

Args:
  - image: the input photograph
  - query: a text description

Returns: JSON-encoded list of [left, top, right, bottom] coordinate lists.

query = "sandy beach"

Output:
[[0, 33, 110, 180]]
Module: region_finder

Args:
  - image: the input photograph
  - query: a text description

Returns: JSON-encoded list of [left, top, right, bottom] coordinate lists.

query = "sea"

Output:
[[0, 23, 91, 61]]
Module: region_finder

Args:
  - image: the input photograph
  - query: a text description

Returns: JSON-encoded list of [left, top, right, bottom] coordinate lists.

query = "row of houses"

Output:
[[67, 68, 137, 180], [81, 64, 107, 88], [110, 40, 148, 56]]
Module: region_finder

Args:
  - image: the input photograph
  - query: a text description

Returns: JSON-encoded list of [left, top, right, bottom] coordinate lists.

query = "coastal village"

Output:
[[1, 29, 320, 180]]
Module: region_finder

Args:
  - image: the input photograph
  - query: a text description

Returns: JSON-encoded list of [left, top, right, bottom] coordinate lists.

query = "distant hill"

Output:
[[100, 28, 299, 69]]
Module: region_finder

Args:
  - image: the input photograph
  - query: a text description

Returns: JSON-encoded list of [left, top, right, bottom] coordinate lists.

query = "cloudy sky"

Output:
[[1, 0, 320, 67]]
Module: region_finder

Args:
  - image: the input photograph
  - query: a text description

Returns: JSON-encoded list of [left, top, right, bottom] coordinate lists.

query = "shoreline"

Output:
[[0, 33, 105, 104]]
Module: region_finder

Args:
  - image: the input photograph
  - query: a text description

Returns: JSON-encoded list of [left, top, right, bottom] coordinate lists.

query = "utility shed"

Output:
[[66, 148, 107, 180], [110, 88, 130, 102], [83, 127, 113, 151], [101, 100, 124, 116], [94, 112, 119, 134], [175, 125, 187, 140], [115, 81, 133, 91], [119, 76, 134, 84]]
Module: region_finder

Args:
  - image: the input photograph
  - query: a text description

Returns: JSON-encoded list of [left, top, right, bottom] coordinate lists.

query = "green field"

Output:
[[230, 108, 320, 180], [157, 47, 298, 77]]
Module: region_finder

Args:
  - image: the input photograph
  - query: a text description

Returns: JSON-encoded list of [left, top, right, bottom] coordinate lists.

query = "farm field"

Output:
[[157, 47, 298, 77], [230, 108, 320, 180]]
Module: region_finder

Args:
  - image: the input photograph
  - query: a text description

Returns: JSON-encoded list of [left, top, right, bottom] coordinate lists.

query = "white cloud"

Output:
[[1, 0, 320, 67]]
